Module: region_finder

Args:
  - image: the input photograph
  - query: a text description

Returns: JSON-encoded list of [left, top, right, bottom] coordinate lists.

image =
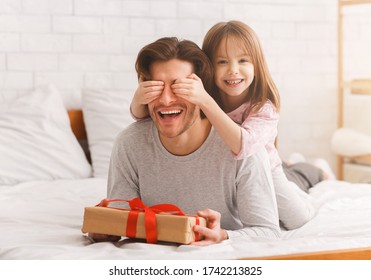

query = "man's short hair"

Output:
[[135, 37, 214, 98]]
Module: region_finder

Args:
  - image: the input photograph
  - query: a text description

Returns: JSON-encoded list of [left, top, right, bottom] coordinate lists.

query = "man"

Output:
[[92, 37, 280, 245]]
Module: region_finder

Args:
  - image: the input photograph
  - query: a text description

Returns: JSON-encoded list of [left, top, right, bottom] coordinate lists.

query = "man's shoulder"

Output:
[[116, 119, 153, 143]]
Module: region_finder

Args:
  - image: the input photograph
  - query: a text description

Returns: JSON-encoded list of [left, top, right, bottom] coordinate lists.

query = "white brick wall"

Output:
[[0, 54, 5, 70], [8, 54, 59, 70], [0, 15, 51, 32], [1, 0, 370, 175], [23, 0, 73, 15], [53, 16, 102, 33], [75, 0, 122, 16], [21, 34, 72, 52]]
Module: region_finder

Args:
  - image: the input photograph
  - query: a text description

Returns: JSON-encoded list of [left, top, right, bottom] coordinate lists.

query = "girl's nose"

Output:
[[228, 61, 239, 75]]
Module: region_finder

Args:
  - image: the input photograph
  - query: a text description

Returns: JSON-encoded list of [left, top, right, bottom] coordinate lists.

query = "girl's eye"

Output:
[[240, 59, 249, 63], [217, 60, 227, 65]]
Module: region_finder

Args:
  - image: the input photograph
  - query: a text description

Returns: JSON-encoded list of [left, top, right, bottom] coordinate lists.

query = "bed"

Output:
[[1, 85, 371, 260]]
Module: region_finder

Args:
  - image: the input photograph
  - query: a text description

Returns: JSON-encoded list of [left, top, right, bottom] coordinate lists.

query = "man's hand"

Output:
[[190, 208, 228, 246]]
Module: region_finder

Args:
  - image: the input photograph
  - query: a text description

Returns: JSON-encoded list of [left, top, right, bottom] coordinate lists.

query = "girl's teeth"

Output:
[[226, 80, 242, 85]]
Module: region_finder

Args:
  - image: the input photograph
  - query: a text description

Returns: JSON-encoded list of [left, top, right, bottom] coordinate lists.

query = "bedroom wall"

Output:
[[0, 0, 370, 175]]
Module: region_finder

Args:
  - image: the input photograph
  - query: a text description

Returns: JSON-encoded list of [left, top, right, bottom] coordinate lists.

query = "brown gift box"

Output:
[[81, 206, 207, 244]]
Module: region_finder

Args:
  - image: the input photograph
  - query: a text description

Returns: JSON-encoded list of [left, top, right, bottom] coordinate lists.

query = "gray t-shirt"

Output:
[[107, 119, 280, 239]]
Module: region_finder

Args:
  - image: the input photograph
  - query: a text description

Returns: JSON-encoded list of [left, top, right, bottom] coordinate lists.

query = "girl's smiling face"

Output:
[[213, 37, 255, 104]]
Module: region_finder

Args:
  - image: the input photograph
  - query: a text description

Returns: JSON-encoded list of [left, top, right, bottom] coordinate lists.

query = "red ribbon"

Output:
[[96, 198, 200, 244]]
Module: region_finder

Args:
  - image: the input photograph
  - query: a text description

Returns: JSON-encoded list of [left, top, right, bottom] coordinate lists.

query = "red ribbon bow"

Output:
[[97, 198, 200, 244]]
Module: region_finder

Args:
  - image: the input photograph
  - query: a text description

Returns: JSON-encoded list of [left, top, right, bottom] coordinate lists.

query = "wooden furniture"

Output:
[[68, 110, 90, 162], [337, 0, 371, 179], [68, 110, 87, 141], [243, 246, 371, 260]]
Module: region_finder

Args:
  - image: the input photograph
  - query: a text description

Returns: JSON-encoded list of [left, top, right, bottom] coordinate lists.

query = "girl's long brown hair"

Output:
[[202, 21, 280, 118]]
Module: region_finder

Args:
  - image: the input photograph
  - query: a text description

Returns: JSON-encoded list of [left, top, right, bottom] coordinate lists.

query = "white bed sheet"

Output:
[[1, 179, 371, 260]]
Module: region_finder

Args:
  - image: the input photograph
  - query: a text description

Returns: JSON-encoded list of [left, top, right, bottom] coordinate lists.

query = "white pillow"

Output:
[[0, 85, 92, 185], [82, 89, 134, 178], [331, 127, 371, 157]]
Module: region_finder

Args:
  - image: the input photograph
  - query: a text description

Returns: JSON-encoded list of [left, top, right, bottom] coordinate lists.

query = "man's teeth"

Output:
[[226, 79, 242, 85], [161, 110, 181, 115]]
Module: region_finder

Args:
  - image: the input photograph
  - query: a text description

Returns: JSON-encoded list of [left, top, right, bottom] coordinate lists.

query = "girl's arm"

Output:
[[204, 100, 279, 159], [172, 74, 242, 155], [130, 78, 164, 119], [201, 96, 243, 155], [236, 101, 279, 159]]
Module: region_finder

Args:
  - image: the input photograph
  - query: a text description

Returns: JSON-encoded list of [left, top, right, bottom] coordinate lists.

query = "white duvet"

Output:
[[1, 178, 371, 260]]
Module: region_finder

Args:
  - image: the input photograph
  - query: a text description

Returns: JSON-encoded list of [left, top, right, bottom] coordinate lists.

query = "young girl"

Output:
[[130, 21, 315, 230]]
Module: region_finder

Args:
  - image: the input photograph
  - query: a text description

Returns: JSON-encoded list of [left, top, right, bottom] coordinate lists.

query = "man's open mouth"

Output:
[[158, 110, 182, 118]]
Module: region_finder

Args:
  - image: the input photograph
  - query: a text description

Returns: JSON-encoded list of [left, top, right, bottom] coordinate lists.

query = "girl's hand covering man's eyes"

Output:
[[134, 76, 164, 105], [171, 73, 210, 106]]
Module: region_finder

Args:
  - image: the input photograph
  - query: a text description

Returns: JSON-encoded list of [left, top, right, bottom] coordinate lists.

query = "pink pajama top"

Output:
[[227, 100, 282, 170]]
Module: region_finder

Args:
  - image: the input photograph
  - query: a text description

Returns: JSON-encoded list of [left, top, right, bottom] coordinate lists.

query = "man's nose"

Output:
[[158, 84, 176, 105]]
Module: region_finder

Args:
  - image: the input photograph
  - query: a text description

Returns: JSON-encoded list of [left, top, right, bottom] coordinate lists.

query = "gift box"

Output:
[[81, 198, 207, 244]]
